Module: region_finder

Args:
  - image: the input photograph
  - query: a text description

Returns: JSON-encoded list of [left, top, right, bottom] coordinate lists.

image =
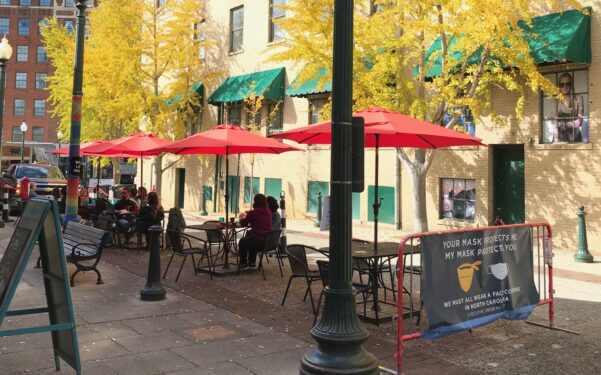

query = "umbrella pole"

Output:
[[97, 158, 100, 196], [140, 156, 143, 188], [373, 134, 380, 251], [224, 153, 230, 268]]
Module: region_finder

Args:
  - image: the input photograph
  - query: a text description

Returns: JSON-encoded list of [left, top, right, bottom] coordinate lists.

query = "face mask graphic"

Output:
[[457, 261, 481, 292], [487, 263, 508, 280]]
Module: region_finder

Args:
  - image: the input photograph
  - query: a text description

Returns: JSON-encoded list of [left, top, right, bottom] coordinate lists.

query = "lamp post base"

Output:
[[574, 252, 594, 263]]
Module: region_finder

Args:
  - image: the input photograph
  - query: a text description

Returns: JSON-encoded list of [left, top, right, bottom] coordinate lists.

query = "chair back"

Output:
[[166, 230, 184, 252], [286, 244, 311, 276], [95, 210, 116, 231], [262, 229, 281, 253], [316, 260, 330, 288], [166, 207, 186, 232], [201, 220, 225, 244]]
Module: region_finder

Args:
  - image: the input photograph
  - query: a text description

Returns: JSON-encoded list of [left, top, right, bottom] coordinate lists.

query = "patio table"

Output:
[[185, 222, 245, 272], [319, 241, 420, 325]]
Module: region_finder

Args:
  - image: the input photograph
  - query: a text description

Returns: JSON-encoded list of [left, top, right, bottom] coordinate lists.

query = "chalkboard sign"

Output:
[[0, 199, 81, 374], [0, 226, 33, 311]]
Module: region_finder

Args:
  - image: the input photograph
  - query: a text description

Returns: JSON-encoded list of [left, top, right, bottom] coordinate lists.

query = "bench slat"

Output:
[[64, 223, 106, 240]]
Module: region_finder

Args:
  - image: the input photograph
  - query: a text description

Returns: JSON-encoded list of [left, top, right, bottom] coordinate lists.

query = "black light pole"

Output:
[[0, 36, 12, 172], [64, 0, 87, 223], [19, 122, 27, 163], [300, 1, 378, 374]]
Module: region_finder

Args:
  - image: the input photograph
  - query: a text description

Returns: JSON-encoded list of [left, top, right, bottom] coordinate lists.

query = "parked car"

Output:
[[4, 162, 67, 215]]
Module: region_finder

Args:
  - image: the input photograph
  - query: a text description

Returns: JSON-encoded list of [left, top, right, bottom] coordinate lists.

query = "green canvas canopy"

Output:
[[286, 67, 332, 97], [208, 67, 285, 105], [165, 82, 204, 109], [419, 8, 592, 78]]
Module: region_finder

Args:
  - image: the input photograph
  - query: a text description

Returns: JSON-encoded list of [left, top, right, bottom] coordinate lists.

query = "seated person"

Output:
[[52, 187, 66, 214], [266, 196, 281, 230], [238, 194, 272, 269], [137, 186, 148, 207], [137, 192, 164, 233], [114, 187, 139, 235]]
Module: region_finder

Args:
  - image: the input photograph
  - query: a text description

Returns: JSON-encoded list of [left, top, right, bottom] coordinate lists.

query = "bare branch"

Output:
[[161, 156, 184, 172]]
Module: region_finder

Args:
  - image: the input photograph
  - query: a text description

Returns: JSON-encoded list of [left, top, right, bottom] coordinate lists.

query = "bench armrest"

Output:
[[69, 242, 101, 257]]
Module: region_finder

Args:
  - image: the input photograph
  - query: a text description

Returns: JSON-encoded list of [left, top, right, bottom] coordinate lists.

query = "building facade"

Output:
[[153, 1, 599, 254], [0, 0, 80, 170]]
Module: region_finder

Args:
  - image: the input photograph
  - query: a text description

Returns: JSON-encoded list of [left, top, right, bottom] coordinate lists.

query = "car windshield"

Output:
[[15, 165, 64, 179]]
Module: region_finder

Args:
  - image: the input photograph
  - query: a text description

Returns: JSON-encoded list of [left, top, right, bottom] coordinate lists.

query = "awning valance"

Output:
[[208, 67, 285, 105], [166, 82, 204, 109], [286, 67, 332, 97], [420, 8, 592, 78]]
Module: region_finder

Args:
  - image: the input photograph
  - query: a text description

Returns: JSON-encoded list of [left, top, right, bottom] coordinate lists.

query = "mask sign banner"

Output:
[[421, 226, 539, 339]]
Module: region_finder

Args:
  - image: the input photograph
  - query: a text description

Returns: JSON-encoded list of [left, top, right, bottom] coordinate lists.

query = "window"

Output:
[[15, 72, 27, 89], [440, 178, 476, 221], [14, 99, 25, 115], [0, 0, 11, 5], [39, 0, 51, 6], [19, 0, 31, 6], [155, 0, 165, 7], [0, 19, 9, 35], [64, 0, 74, 6], [16, 46, 28, 62], [12, 126, 23, 142], [35, 73, 46, 89], [269, 0, 286, 43], [32, 127, 44, 142], [38, 18, 49, 34], [542, 70, 589, 144], [267, 103, 283, 135], [309, 97, 327, 124], [443, 107, 475, 136], [229, 6, 244, 53], [18, 19, 29, 35], [34, 99, 45, 116], [37, 46, 47, 63], [64, 19, 74, 33], [227, 103, 242, 125], [194, 19, 206, 60]]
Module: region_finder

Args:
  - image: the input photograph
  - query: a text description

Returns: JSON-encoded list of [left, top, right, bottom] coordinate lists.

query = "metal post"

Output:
[[2, 186, 9, 222], [574, 205, 594, 263], [0, 186, 4, 228], [200, 186, 208, 215], [315, 191, 322, 227], [19, 130, 25, 163], [0, 57, 7, 171], [64, 0, 87, 223], [300, 1, 378, 373], [140, 225, 166, 300]]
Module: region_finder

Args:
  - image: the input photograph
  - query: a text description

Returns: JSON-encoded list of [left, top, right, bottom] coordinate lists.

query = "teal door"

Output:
[[244, 177, 261, 204], [227, 176, 240, 214], [264, 178, 282, 199], [493, 145, 525, 224], [307, 181, 329, 214], [367, 185, 395, 224], [176, 168, 185, 209], [352, 192, 360, 220]]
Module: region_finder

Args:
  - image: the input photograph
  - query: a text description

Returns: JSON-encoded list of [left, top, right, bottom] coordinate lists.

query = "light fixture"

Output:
[[0, 35, 13, 61]]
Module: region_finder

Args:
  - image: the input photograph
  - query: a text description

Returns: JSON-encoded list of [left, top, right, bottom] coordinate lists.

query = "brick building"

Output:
[[0, 0, 78, 170]]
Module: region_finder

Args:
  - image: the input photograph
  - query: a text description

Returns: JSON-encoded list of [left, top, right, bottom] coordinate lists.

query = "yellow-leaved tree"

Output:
[[273, 0, 582, 232], [44, 0, 212, 194]]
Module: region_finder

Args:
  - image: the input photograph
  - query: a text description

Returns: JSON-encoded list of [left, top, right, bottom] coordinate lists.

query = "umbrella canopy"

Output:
[[272, 107, 484, 148], [270, 107, 485, 249], [158, 124, 301, 155]]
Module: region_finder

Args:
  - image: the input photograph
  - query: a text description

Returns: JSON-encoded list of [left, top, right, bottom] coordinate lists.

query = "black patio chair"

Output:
[[163, 230, 211, 282], [256, 229, 283, 280], [314, 260, 371, 325], [281, 244, 322, 315]]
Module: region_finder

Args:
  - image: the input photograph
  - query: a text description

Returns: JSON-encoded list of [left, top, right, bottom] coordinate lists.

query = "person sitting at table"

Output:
[[137, 192, 164, 233], [238, 193, 272, 269], [138, 186, 148, 207], [51, 187, 66, 214], [115, 187, 139, 235], [266, 196, 281, 230]]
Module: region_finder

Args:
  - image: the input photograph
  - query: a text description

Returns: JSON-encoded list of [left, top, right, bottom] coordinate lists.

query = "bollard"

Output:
[[315, 191, 322, 227], [279, 191, 287, 255], [2, 186, 10, 222], [140, 225, 166, 301], [0, 186, 4, 228], [574, 205, 594, 263], [200, 186, 208, 216]]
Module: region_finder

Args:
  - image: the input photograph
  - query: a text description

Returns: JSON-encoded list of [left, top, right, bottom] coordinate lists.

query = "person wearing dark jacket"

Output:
[[266, 196, 281, 230], [137, 192, 164, 233], [238, 194, 272, 269]]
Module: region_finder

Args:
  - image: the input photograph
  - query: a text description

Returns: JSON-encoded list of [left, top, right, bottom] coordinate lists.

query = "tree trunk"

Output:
[[397, 148, 434, 233], [154, 154, 163, 194], [113, 161, 121, 186]]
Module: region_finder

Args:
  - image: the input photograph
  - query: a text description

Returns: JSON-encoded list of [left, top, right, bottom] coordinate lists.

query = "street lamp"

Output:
[[19, 122, 27, 163], [0, 36, 13, 171]]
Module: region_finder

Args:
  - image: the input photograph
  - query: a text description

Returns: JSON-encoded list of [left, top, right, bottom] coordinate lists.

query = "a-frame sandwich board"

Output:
[[0, 199, 81, 374]]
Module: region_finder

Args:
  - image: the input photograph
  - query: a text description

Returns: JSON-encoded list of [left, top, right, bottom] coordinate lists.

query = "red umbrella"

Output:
[[95, 133, 172, 188], [271, 107, 486, 247], [152, 124, 301, 267]]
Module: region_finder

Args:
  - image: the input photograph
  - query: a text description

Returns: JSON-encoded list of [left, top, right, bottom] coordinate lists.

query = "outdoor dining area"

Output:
[[45, 107, 483, 328]]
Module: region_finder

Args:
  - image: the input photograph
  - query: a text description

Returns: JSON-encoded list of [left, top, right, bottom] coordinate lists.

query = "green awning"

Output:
[[166, 82, 204, 109], [420, 8, 591, 78], [208, 67, 285, 105], [286, 67, 332, 97]]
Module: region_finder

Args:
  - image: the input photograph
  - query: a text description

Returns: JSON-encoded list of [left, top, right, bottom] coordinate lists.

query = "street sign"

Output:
[[0, 199, 81, 374]]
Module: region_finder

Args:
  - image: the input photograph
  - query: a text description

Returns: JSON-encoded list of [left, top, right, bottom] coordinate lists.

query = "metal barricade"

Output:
[[395, 222, 554, 374]]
